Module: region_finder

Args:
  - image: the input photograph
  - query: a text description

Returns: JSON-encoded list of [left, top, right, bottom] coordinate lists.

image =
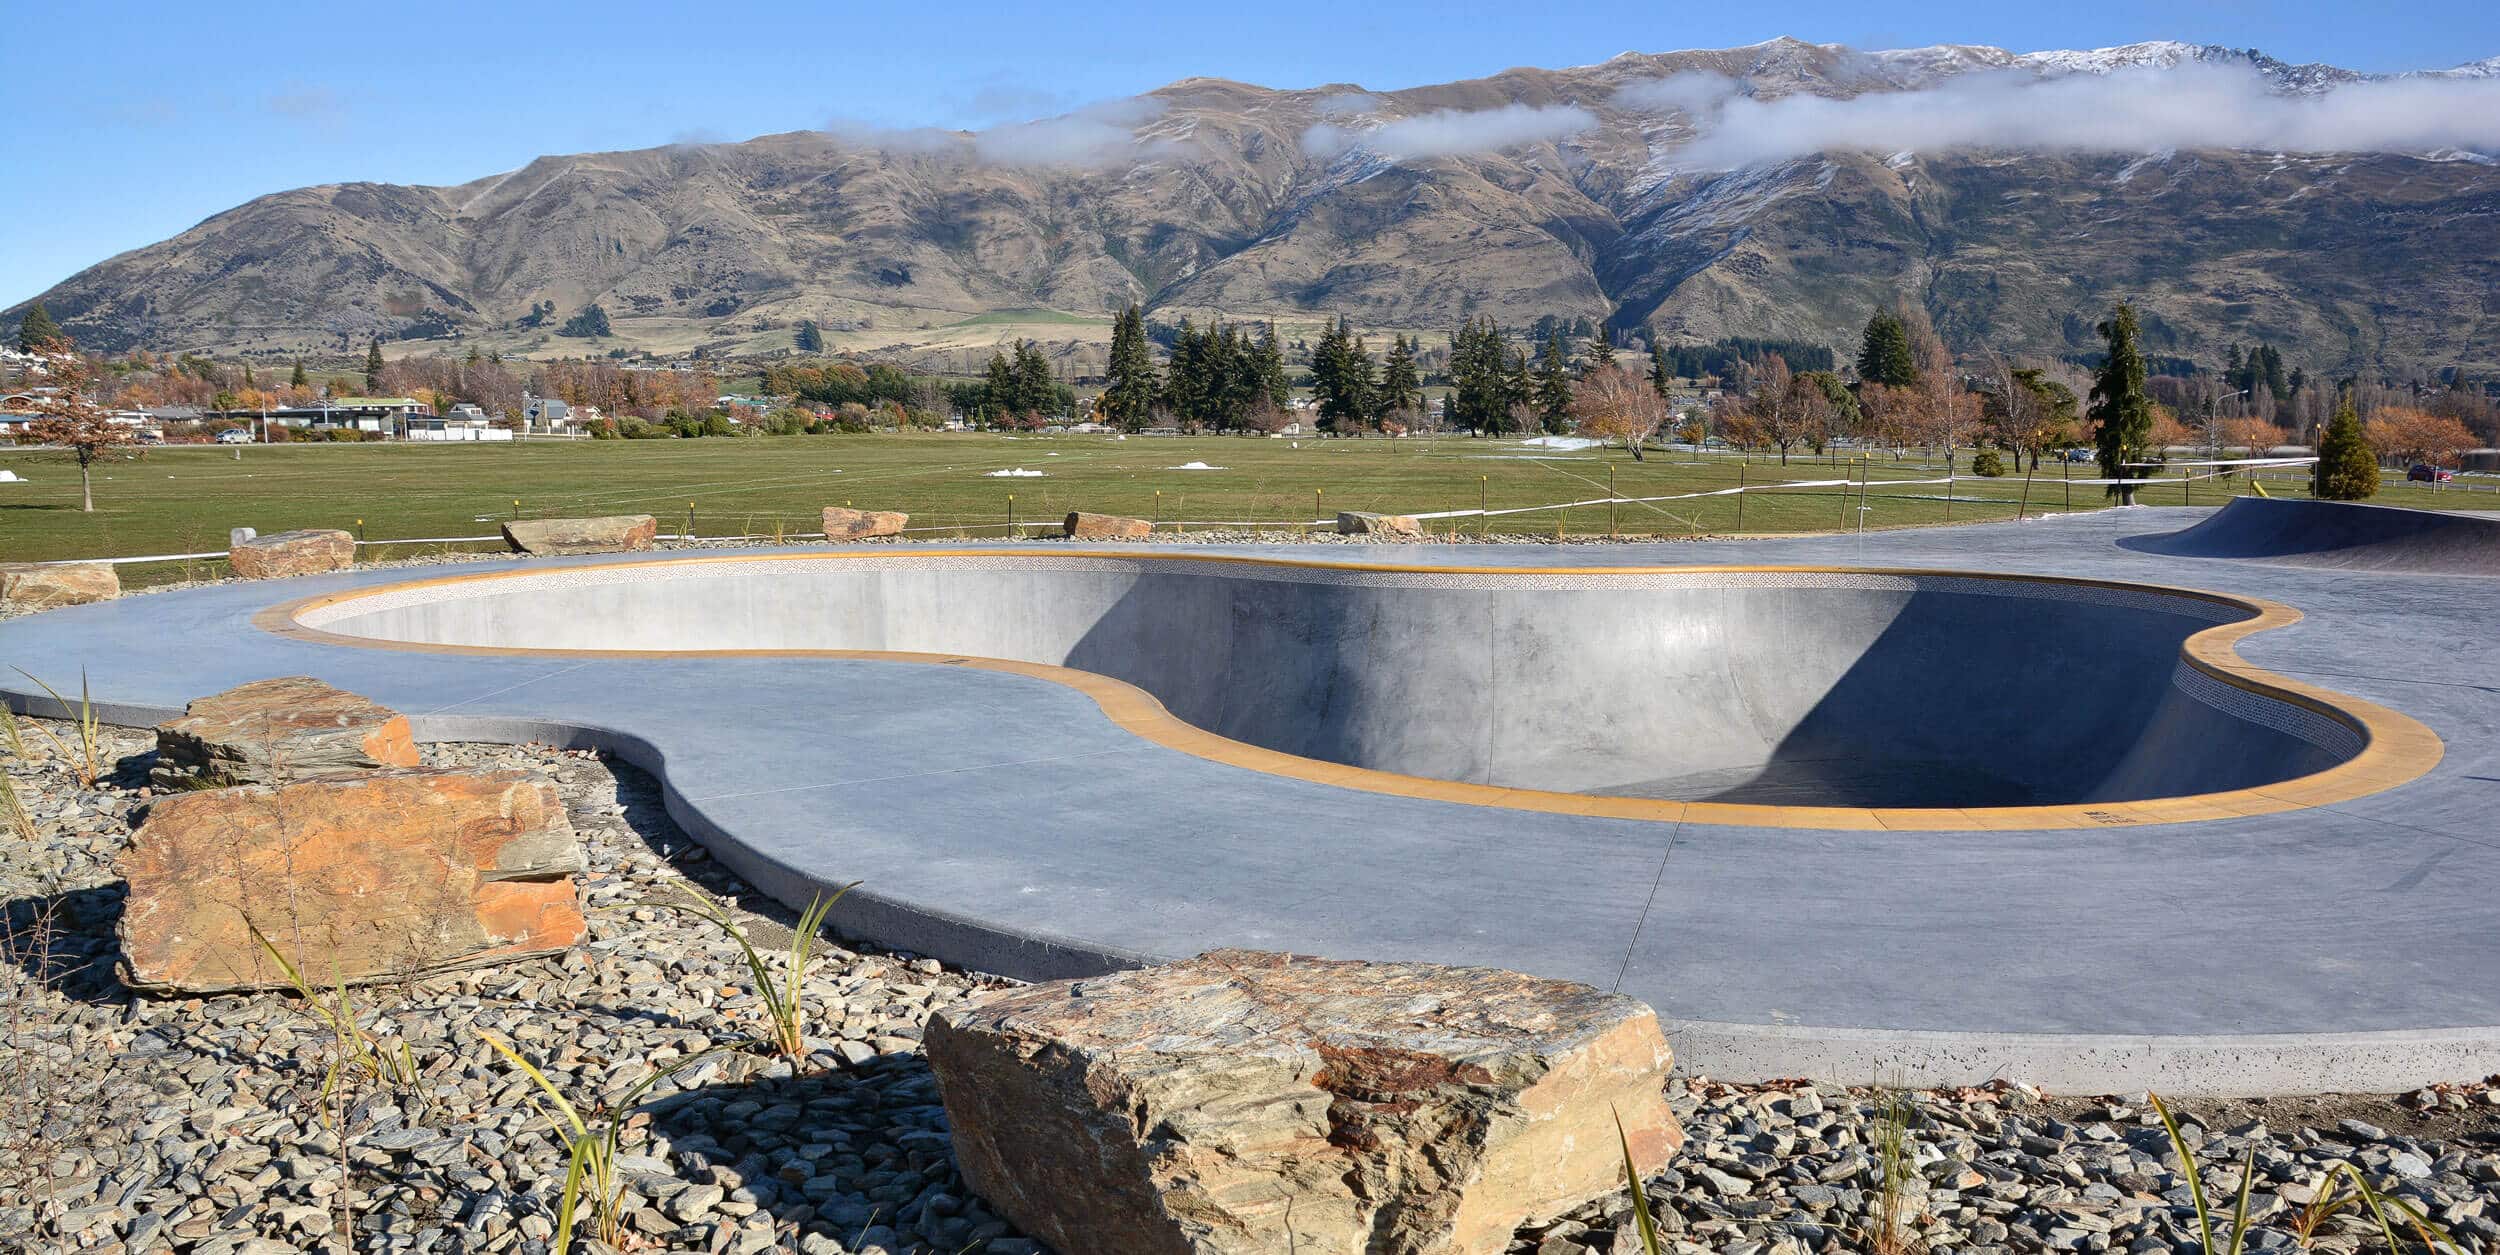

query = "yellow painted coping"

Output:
[[257, 550, 2444, 832]]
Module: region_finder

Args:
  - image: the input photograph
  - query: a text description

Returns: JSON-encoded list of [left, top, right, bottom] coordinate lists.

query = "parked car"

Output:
[[215, 428, 253, 444], [2408, 463, 2454, 483], [2061, 447, 2096, 463]]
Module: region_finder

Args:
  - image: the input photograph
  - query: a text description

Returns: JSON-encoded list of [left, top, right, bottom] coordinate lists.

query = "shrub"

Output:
[[2314, 397, 2379, 501], [1970, 448, 2007, 478]]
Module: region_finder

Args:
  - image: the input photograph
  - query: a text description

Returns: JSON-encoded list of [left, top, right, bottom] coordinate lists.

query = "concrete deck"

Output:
[[6, 503, 2496, 1093]]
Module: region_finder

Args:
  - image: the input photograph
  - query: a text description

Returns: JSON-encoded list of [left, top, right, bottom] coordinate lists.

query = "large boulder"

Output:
[[0, 561, 119, 608], [1064, 511, 1153, 541], [152, 676, 421, 789], [228, 529, 357, 579], [119, 769, 585, 993], [924, 949, 1680, 1255], [501, 514, 658, 555], [822, 506, 908, 541], [1338, 511, 1429, 541]]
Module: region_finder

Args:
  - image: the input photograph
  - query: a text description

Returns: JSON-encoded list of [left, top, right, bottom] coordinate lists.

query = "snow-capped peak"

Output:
[[2018, 41, 2207, 75], [2425, 54, 2500, 79]]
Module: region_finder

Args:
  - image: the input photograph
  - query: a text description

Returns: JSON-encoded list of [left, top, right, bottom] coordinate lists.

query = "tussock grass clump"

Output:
[[480, 1031, 742, 1253], [2148, 1092, 2461, 1254], [248, 923, 425, 1109], [10, 668, 105, 788], [642, 881, 856, 1064]]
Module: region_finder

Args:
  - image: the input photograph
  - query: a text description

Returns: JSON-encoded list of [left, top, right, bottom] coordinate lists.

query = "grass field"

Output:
[[4, 432, 2492, 582]]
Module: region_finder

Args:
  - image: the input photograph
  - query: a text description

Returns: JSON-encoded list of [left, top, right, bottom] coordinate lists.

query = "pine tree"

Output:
[[1160, 317, 1204, 424], [982, 351, 1016, 423], [1648, 343, 1673, 397], [2089, 303, 2154, 504], [1585, 328, 1615, 371], [16, 302, 65, 353], [1310, 318, 1370, 434], [1254, 323, 1289, 411], [1102, 304, 1156, 431], [1011, 339, 1057, 417], [795, 320, 824, 353], [2313, 392, 2378, 501], [1535, 327, 1572, 432], [290, 359, 309, 389], [364, 340, 385, 393], [1856, 311, 1918, 388], [1379, 335, 1421, 416]]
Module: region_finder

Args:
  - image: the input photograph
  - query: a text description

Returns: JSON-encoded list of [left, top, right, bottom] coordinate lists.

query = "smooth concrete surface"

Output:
[[298, 560, 2348, 809], [2125, 494, 2500, 574], [7, 501, 2498, 1094]]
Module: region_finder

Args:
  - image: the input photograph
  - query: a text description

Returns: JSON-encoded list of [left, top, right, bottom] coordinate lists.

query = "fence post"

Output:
[[1478, 476, 1487, 537], [2064, 459, 2072, 512], [1153, 490, 1162, 532], [1736, 463, 1746, 533], [1007, 494, 1016, 536], [1945, 453, 1955, 522], [1608, 465, 1617, 538], [2018, 466, 2034, 521], [686, 502, 696, 540], [354, 517, 365, 545]]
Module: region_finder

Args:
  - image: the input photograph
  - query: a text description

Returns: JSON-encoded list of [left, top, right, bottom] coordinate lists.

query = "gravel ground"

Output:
[[4, 627, 2496, 1254]]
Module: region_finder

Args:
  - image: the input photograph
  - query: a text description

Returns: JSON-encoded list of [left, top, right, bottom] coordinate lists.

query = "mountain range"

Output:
[[11, 37, 2500, 376]]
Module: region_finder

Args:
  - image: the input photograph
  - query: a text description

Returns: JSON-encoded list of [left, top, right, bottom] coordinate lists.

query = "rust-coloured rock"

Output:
[[822, 506, 908, 540], [501, 514, 658, 555], [118, 769, 584, 992], [228, 529, 357, 578], [1338, 510, 1429, 540], [924, 949, 1680, 1255], [0, 561, 119, 608], [152, 676, 421, 788], [1063, 511, 1153, 540]]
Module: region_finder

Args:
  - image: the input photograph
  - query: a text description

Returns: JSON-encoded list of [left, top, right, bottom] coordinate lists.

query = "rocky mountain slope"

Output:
[[11, 38, 2499, 374]]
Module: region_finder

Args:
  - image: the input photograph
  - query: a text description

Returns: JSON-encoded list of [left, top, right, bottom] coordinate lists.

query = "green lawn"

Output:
[[3, 433, 2490, 583]]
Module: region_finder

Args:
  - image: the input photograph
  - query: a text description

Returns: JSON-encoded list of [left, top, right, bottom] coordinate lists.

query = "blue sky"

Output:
[[3, 0, 2493, 307]]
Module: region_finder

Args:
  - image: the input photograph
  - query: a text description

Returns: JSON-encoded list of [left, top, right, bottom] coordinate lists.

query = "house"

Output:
[[523, 395, 574, 432], [406, 402, 512, 442]]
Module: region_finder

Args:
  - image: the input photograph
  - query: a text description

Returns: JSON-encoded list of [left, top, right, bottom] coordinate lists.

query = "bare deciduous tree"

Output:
[[1567, 365, 1670, 460], [15, 360, 136, 513]]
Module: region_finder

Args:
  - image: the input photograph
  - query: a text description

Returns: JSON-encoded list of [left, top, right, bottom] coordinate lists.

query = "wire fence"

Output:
[[10, 453, 2388, 569]]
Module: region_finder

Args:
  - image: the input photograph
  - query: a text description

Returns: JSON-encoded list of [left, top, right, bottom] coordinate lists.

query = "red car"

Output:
[[2407, 464, 2454, 483]]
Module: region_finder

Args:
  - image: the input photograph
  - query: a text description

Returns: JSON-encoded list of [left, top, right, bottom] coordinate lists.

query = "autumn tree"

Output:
[[1740, 353, 1811, 464], [2367, 407, 2477, 469], [1981, 357, 2080, 472], [14, 359, 135, 512], [2088, 304, 2154, 503], [1568, 364, 1670, 460]]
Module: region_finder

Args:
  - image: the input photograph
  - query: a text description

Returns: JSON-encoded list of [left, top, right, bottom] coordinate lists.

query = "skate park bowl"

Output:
[[270, 553, 2439, 830], [2124, 495, 2500, 574]]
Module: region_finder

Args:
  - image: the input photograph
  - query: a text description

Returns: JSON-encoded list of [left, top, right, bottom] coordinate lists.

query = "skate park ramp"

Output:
[[2125, 496, 2500, 574], [289, 555, 2376, 815]]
